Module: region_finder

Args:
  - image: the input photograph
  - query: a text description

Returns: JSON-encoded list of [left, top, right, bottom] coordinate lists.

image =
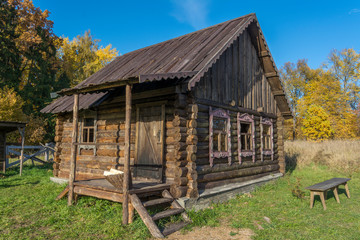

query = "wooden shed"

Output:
[[42, 13, 292, 226], [0, 121, 26, 174]]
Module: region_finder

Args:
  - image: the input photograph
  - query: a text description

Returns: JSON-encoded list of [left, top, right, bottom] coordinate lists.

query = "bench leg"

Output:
[[319, 192, 326, 210], [333, 187, 340, 203], [310, 191, 314, 209], [344, 183, 350, 198]]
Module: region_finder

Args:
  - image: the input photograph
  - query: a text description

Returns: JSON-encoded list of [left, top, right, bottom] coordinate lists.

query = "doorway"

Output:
[[134, 103, 165, 182]]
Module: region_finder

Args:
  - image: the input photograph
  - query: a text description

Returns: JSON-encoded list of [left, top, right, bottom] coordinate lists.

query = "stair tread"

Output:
[[162, 221, 190, 236], [142, 197, 173, 208], [152, 208, 184, 221]]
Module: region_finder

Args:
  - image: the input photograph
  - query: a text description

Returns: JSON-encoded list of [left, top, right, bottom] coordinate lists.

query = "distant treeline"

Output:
[[281, 49, 360, 141], [0, 0, 118, 144]]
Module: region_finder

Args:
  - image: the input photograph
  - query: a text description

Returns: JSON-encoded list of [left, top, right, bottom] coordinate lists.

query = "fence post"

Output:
[[45, 143, 49, 162]]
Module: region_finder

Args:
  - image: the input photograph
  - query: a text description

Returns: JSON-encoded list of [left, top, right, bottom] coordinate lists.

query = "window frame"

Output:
[[237, 113, 255, 163], [260, 117, 273, 161], [209, 107, 231, 167], [78, 110, 97, 155]]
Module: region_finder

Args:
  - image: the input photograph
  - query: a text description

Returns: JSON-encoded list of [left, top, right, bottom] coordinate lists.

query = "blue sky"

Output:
[[34, 0, 360, 69]]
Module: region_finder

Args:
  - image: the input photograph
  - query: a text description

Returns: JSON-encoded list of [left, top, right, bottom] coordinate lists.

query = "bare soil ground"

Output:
[[165, 225, 254, 240]]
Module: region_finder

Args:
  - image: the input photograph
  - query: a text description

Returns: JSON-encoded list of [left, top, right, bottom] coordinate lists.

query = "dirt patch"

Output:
[[165, 225, 254, 240]]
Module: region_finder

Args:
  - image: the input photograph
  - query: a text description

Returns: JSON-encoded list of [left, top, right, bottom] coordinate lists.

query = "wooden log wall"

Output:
[[168, 93, 190, 198], [193, 29, 277, 116], [195, 103, 280, 190], [55, 90, 178, 181], [276, 110, 285, 173]]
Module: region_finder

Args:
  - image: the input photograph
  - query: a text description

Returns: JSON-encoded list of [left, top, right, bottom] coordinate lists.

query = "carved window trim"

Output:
[[78, 110, 97, 155], [237, 113, 255, 163], [260, 117, 273, 161], [209, 107, 231, 167]]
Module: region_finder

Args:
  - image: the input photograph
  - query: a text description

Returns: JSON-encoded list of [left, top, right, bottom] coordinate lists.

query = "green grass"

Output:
[[1, 164, 360, 239], [187, 164, 360, 240]]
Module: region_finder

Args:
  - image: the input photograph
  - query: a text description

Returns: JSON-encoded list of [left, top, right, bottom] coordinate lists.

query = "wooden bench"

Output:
[[305, 178, 351, 210]]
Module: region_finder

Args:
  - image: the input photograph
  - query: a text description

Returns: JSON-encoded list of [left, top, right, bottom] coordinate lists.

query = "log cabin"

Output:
[[42, 13, 293, 232]]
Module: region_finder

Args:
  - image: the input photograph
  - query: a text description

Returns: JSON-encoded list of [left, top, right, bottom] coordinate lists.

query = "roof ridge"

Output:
[[117, 13, 256, 59]]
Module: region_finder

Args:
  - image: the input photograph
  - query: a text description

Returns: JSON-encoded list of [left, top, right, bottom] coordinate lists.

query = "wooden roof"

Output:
[[0, 121, 26, 133], [41, 92, 108, 114], [46, 13, 292, 117]]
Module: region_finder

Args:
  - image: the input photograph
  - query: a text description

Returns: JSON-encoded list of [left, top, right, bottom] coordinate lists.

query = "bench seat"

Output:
[[306, 178, 350, 210]]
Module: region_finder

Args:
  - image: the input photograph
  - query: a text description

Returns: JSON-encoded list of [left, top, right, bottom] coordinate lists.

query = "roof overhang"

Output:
[[0, 121, 26, 133]]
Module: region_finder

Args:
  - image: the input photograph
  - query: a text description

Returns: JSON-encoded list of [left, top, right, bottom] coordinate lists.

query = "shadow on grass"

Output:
[[0, 180, 40, 189], [285, 152, 299, 174]]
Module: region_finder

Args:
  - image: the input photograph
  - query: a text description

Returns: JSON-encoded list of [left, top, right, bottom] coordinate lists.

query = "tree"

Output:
[[328, 48, 360, 110], [280, 51, 359, 139], [0, 0, 22, 90], [301, 105, 333, 141], [6, 0, 61, 115], [0, 86, 26, 121], [57, 30, 118, 87]]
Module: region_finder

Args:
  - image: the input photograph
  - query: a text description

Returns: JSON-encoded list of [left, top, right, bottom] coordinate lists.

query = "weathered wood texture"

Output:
[[194, 103, 280, 190], [0, 133, 5, 173], [276, 111, 285, 173], [55, 87, 179, 183], [193, 29, 277, 115], [68, 93, 79, 206], [122, 84, 132, 225]]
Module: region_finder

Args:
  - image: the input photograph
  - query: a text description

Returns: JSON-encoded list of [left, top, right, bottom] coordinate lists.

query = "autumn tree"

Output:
[[301, 105, 333, 141], [57, 30, 118, 87], [0, 0, 22, 90], [281, 49, 360, 140], [328, 48, 360, 110]]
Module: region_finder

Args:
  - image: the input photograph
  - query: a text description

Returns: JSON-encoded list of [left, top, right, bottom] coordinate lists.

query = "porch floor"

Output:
[[73, 178, 170, 203]]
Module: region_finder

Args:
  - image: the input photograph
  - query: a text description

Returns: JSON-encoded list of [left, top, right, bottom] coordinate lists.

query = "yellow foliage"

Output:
[[301, 105, 333, 141], [57, 31, 118, 86], [0, 87, 26, 121]]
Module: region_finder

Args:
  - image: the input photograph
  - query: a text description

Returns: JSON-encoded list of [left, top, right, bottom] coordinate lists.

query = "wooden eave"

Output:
[[59, 78, 139, 96], [59, 72, 197, 96], [0, 121, 26, 133], [187, 15, 293, 119]]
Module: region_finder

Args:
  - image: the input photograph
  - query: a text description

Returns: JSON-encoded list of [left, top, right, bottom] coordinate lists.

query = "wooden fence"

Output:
[[4, 143, 55, 170]]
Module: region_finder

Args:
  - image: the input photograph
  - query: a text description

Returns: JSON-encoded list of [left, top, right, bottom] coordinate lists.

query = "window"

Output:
[[261, 117, 273, 161], [78, 111, 97, 155], [237, 113, 255, 163], [82, 118, 95, 143], [209, 107, 231, 167]]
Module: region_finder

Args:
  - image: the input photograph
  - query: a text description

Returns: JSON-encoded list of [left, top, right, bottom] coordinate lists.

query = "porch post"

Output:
[[122, 84, 132, 225], [68, 93, 79, 206], [18, 127, 25, 176]]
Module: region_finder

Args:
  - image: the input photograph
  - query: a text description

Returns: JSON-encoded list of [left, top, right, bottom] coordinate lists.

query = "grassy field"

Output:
[[1, 141, 359, 239]]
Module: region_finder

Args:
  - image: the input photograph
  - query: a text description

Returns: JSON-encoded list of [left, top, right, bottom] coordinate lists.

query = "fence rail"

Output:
[[5, 143, 55, 170]]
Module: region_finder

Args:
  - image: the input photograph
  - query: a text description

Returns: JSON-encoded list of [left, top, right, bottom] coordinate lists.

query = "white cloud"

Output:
[[170, 0, 210, 30], [349, 8, 360, 15]]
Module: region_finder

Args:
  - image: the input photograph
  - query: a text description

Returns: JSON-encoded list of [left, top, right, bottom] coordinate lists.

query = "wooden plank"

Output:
[[56, 185, 69, 200], [18, 127, 25, 176], [130, 194, 164, 238], [162, 190, 191, 222], [306, 178, 351, 191], [68, 93, 79, 206], [162, 221, 190, 236], [74, 186, 123, 202], [152, 208, 184, 221], [123, 84, 132, 225], [142, 198, 173, 208]]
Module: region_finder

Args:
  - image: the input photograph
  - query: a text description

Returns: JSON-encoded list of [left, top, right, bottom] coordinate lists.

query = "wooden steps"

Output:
[[142, 197, 173, 207], [130, 190, 191, 238], [152, 208, 184, 221], [162, 221, 190, 236]]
